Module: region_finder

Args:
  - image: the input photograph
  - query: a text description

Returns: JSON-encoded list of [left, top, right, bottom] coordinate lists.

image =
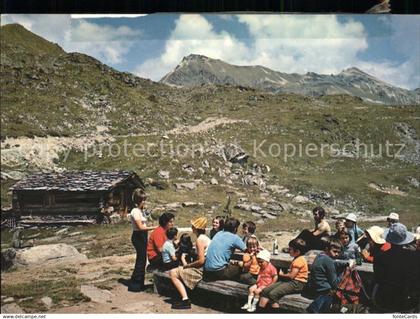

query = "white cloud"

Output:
[[64, 20, 142, 64], [134, 14, 419, 89], [1, 14, 141, 65], [134, 14, 249, 80], [135, 14, 370, 82]]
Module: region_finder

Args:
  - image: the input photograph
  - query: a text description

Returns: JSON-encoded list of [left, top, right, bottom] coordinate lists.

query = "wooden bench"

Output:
[[152, 251, 375, 313], [152, 270, 313, 313]]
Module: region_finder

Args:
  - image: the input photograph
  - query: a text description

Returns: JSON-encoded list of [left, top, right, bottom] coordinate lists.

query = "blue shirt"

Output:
[[204, 231, 246, 271], [162, 240, 176, 264], [348, 225, 364, 244]]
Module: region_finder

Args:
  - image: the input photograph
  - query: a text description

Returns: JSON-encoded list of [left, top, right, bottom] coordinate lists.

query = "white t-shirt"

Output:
[[197, 234, 211, 256], [130, 207, 147, 231]]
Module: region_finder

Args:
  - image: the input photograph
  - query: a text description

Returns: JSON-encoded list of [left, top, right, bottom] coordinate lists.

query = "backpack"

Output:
[[335, 266, 367, 305]]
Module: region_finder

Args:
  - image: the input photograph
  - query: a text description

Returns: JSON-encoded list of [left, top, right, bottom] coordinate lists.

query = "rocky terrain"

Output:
[[1, 22, 420, 314], [1, 23, 420, 223], [161, 54, 420, 105]]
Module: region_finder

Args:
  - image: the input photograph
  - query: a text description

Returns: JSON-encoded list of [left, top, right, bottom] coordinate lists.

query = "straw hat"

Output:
[[365, 226, 386, 245], [256, 249, 271, 263], [191, 217, 208, 230], [383, 223, 415, 245], [345, 213, 357, 223]]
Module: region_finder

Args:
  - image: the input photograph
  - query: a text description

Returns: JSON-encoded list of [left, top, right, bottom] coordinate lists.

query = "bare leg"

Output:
[[259, 297, 270, 308], [170, 268, 188, 300]]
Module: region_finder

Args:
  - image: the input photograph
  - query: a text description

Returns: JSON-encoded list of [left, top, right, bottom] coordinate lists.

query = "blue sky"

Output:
[[1, 14, 419, 89]]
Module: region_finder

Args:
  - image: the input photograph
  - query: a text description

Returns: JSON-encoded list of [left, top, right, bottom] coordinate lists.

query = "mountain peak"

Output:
[[182, 54, 213, 63], [340, 67, 369, 76], [161, 56, 417, 105]]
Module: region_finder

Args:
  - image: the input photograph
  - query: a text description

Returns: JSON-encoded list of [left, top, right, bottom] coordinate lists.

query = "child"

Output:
[[242, 221, 257, 244], [386, 213, 399, 228], [241, 249, 277, 312], [338, 229, 358, 260], [305, 239, 343, 313], [259, 238, 309, 310], [345, 213, 364, 245], [331, 219, 346, 240], [238, 236, 261, 285], [210, 216, 224, 239], [177, 233, 194, 266], [161, 227, 179, 271]]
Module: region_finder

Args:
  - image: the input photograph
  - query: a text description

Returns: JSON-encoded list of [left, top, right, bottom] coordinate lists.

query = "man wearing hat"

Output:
[[345, 213, 364, 245], [372, 223, 420, 312], [386, 212, 399, 228], [170, 216, 211, 309]]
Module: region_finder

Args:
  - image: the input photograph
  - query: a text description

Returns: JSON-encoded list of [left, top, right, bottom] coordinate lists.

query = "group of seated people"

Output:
[[134, 199, 420, 313]]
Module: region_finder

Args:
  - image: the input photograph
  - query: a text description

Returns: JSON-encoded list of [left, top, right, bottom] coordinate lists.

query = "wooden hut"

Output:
[[9, 171, 144, 224]]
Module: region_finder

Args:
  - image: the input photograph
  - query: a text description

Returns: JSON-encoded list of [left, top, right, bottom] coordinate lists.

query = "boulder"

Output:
[[234, 203, 252, 211], [182, 202, 204, 207], [181, 164, 195, 175], [1, 303, 24, 314], [266, 185, 289, 194], [174, 182, 197, 191], [15, 244, 87, 266], [292, 195, 310, 204], [278, 202, 295, 212], [224, 144, 249, 165], [165, 203, 182, 209], [158, 170, 170, 179], [242, 175, 266, 189], [41, 296, 53, 309], [250, 205, 263, 213], [210, 178, 218, 185], [80, 285, 113, 304]]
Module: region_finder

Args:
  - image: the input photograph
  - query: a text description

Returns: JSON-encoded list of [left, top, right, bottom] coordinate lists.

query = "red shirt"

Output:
[[147, 226, 167, 260], [256, 263, 277, 288]]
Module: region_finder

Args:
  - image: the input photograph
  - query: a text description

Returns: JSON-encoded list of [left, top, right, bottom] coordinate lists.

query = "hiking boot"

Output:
[[118, 278, 132, 287], [127, 283, 145, 292], [171, 299, 191, 309], [241, 303, 250, 310]]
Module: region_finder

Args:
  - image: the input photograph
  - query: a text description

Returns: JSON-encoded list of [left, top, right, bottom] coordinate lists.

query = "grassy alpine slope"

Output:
[[1, 23, 419, 227]]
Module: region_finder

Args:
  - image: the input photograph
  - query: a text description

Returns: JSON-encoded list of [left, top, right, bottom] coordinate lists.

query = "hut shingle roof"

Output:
[[10, 171, 141, 192]]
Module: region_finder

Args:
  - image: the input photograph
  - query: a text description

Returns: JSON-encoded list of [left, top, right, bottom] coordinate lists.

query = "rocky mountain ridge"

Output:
[[161, 54, 420, 105]]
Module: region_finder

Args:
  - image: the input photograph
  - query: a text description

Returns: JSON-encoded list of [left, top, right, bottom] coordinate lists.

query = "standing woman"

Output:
[[128, 189, 155, 292]]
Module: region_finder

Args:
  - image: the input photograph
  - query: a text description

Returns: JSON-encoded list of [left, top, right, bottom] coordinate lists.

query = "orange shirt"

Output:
[[362, 242, 391, 263], [147, 226, 167, 260], [289, 255, 309, 283], [243, 253, 260, 275]]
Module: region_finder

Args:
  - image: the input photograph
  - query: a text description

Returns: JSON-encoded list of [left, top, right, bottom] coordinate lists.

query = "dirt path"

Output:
[[167, 117, 249, 135], [51, 283, 220, 314], [1, 253, 220, 314]]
